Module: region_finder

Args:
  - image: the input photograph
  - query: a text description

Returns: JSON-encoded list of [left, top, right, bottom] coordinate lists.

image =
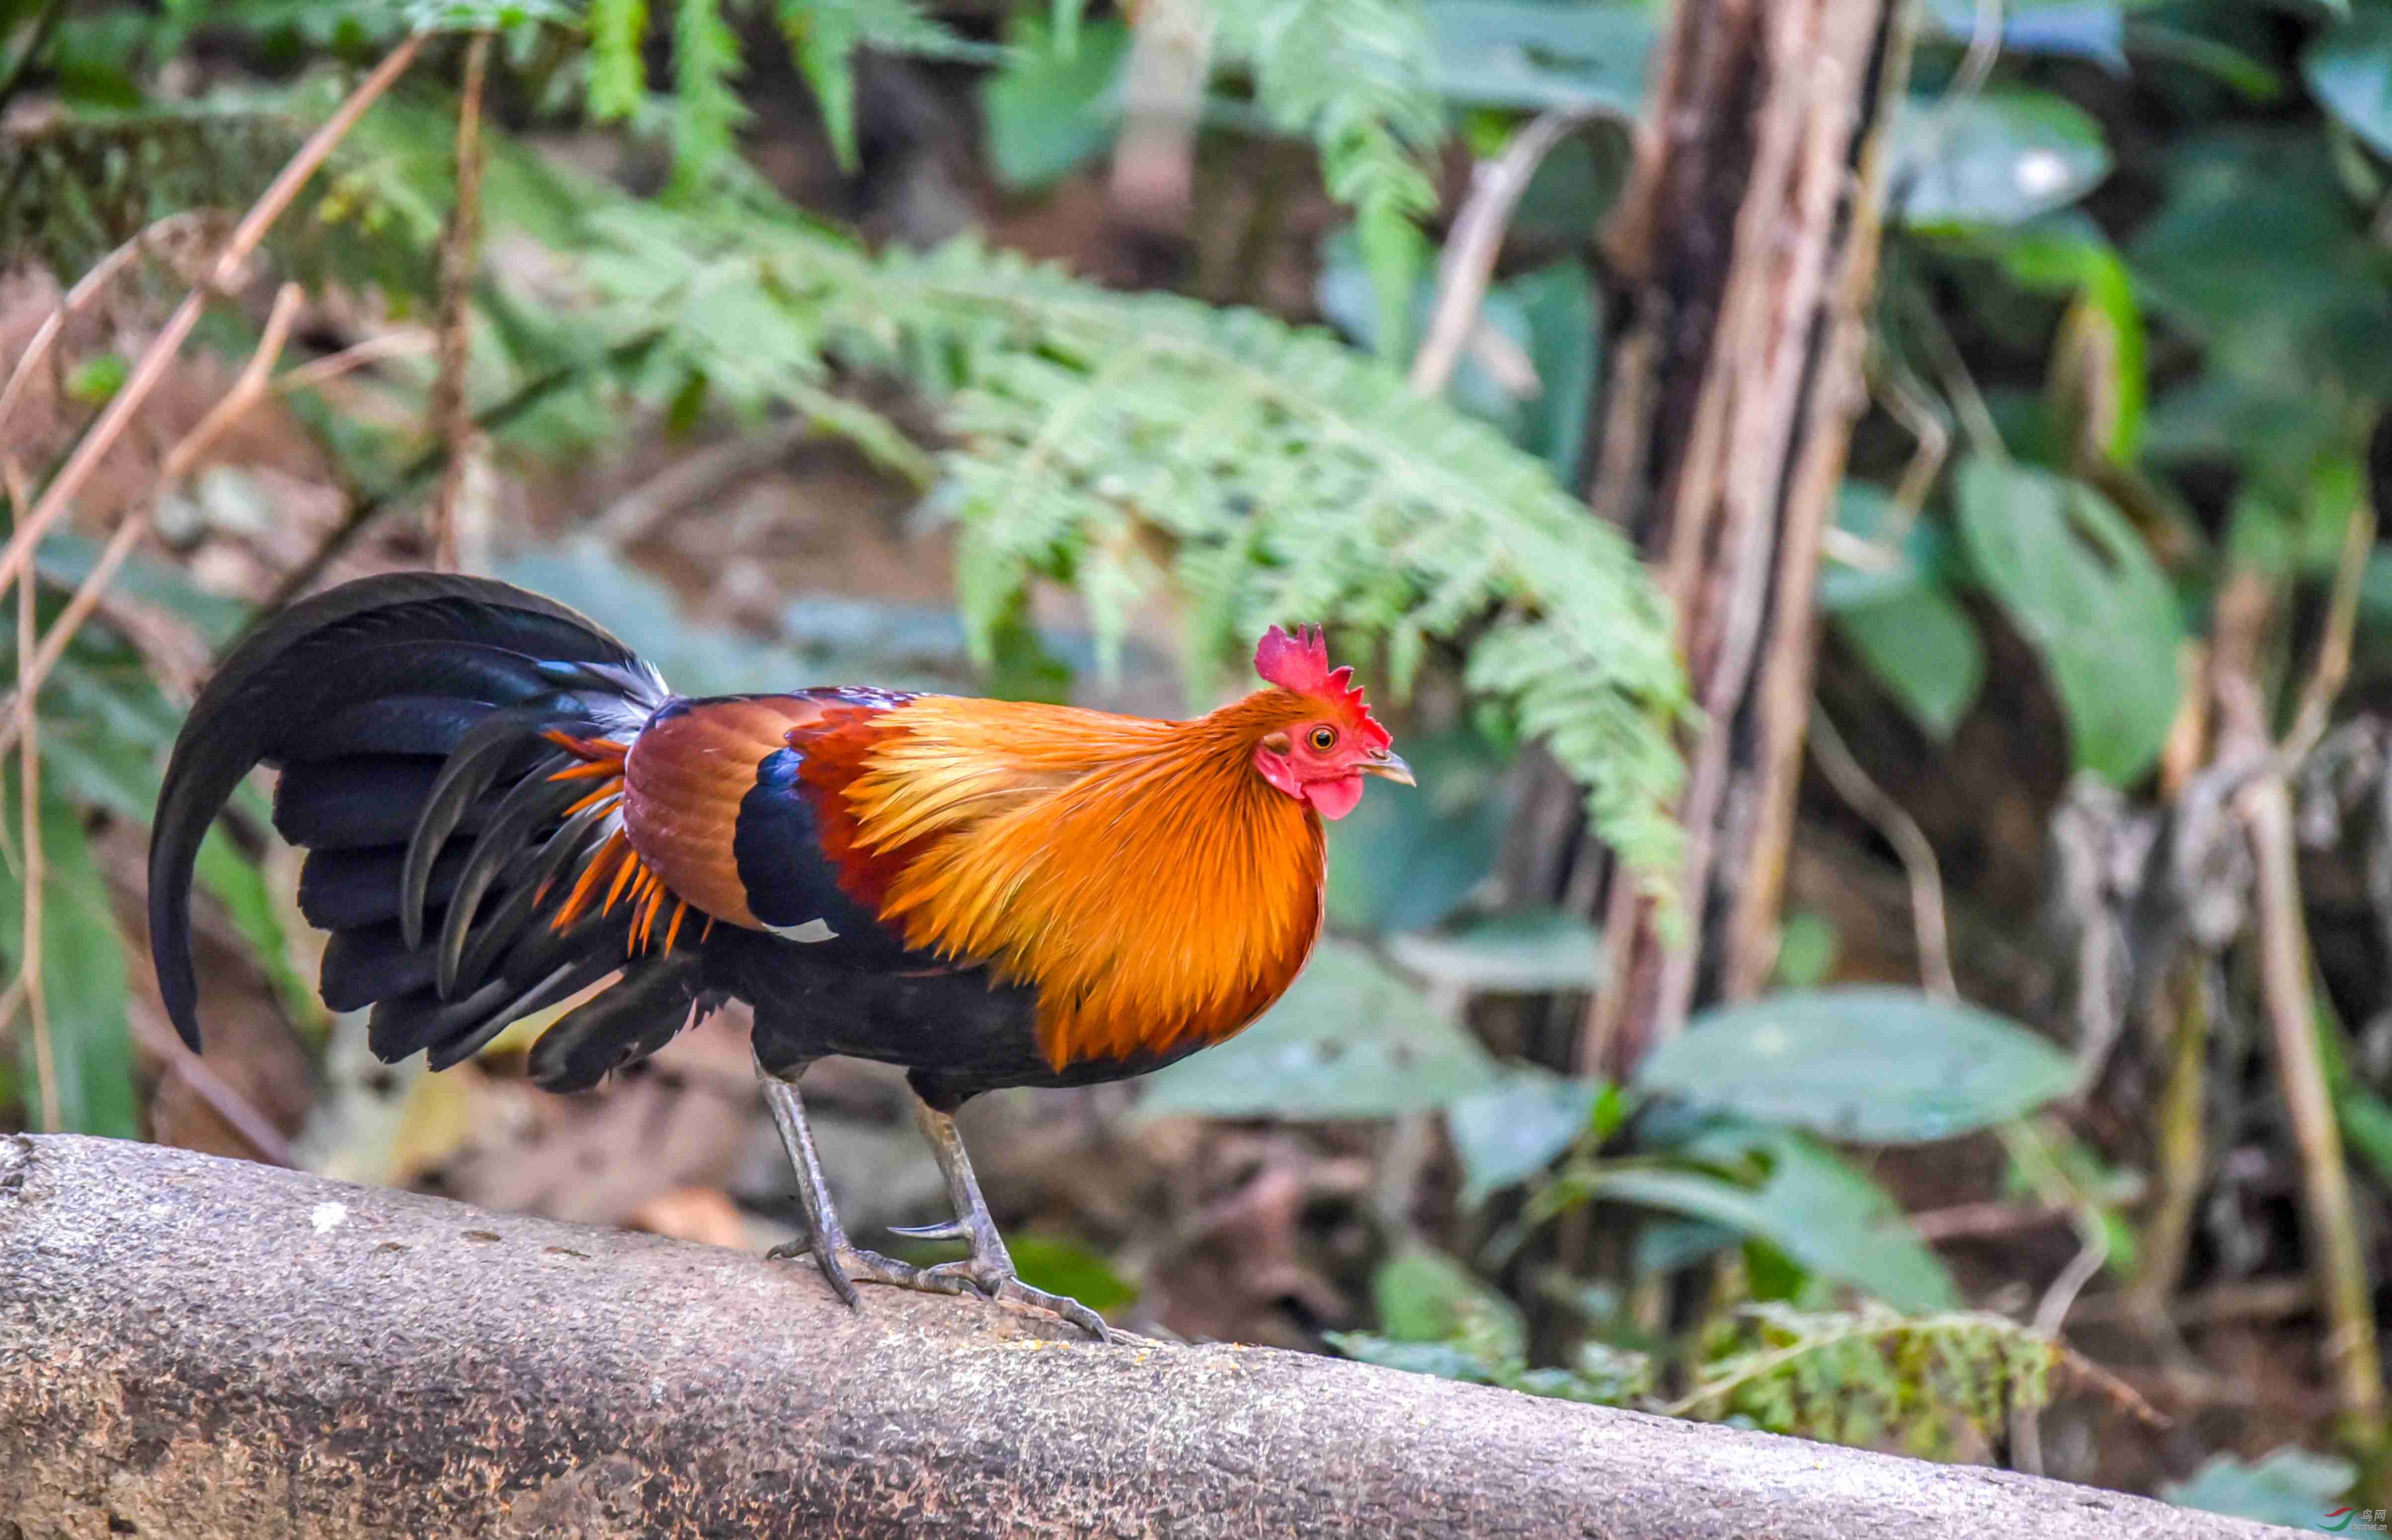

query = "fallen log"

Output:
[[0, 1135, 2272, 1538]]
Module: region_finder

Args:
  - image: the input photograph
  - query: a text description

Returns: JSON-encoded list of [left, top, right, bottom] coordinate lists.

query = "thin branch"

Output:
[[1409, 105, 1610, 396], [1862, 342, 1950, 545], [2124, 958, 2207, 1324], [0, 286, 306, 763], [428, 29, 494, 573], [259, 329, 667, 613], [2211, 564, 2387, 1444], [2052, 1344, 2170, 1429], [1906, 1200, 2072, 1242], [2278, 484, 2375, 772], [0, 460, 53, 1133], [272, 329, 436, 397], [125, 1003, 295, 1169], [2001, 1116, 2114, 1476], [593, 419, 821, 546], [1807, 703, 1958, 998], [0, 210, 230, 443], [0, 35, 424, 610], [0, 0, 71, 119]]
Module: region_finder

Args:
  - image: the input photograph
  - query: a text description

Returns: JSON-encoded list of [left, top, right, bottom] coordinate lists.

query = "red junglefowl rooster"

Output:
[[149, 574, 1410, 1338]]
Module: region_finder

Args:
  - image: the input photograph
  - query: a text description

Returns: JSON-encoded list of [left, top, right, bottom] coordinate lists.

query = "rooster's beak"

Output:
[[1361, 750, 1415, 786]]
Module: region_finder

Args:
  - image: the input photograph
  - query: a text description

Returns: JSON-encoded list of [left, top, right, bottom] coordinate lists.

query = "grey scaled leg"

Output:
[[756, 1058, 965, 1308], [888, 1100, 1112, 1340]]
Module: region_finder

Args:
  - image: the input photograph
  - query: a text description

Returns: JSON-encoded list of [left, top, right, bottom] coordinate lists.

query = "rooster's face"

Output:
[[1246, 624, 1412, 820]]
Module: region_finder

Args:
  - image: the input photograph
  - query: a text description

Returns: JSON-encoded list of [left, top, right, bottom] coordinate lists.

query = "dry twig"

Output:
[[1409, 105, 1611, 396], [593, 420, 821, 546], [0, 285, 307, 762], [0, 35, 424, 607], [0, 460, 54, 1133], [0, 210, 231, 442], [2212, 562, 2387, 1447], [428, 30, 494, 572], [1806, 703, 1957, 998]]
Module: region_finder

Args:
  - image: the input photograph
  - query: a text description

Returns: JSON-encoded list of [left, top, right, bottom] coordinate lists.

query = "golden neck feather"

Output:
[[843, 693, 1327, 1068]]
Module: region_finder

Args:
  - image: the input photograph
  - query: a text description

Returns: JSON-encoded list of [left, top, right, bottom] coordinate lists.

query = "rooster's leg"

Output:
[[756, 1060, 964, 1308], [890, 1101, 1112, 1341]]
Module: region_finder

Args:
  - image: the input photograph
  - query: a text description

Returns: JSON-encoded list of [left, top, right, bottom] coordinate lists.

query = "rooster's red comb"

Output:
[[1253, 624, 1392, 750]]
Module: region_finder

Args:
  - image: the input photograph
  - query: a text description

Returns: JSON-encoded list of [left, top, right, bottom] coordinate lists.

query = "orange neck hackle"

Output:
[[838, 681, 1387, 1070]]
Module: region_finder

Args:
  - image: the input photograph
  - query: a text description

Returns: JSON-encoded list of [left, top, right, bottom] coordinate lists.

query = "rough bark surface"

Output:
[[1560, 0, 1909, 1071], [0, 1136, 2271, 1540]]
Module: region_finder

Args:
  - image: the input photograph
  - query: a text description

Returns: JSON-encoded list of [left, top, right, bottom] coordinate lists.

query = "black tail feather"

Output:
[[399, 712, 578, 950], [150, 573, 666, 1054], [320, 923, 442, 1013], [526, 952, 710, 1092], [297, 844, 472, 931], [434, 755, 586, 996]]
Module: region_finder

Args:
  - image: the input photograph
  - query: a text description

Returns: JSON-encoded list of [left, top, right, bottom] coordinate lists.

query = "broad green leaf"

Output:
[[1772, 910, 1840, 990], [1954, 457, 2183, 785], [1505, 259, 1601, 487], [0, 790, 139, 1137], [1445, 1067, 1602, 1204], [1818, 482, 1925, 612], [1426, 0, 1653, 115], [1591, 1123, 1960, 1310], [1832, 584, 1985, 742], [1373, 1244, 1523, 1349], [2128, 20, 2285, 101], [2162, 1448, 2358, 1527], [1637, 986, 2079, 1143], [1892, 89, 2111, 228], [1137, 937, 1502, 1120], [36, 532, 249, 646], [2305, 7, 2392, 159], [1989, 215, 2148, 462], [1007, 1232, 1139, 1311], [980, 17, 1129, 190], [2129, 129, 2392, 403], [1389, 909, 1599, 995], [1326, 1333, 1509, 1381], [1922, 0, 2125, 71]]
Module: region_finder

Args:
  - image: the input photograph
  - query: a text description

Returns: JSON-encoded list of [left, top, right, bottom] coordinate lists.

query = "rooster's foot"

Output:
[[767, 1233, 965, 1309], [920, 1255, 1111, 1341], [900, 1101, 1112, 1342]]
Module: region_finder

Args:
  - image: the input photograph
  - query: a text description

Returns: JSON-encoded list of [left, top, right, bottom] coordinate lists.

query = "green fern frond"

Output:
[[567, 196, 1686, 885], [775, 0, 998, 173], [1216, 0, 1443, 360], [667, 0, 745, 194], [586, 0, 650, 119]]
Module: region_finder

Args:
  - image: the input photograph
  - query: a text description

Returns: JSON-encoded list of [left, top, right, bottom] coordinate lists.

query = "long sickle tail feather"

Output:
[[148, 573, 701, 1077]]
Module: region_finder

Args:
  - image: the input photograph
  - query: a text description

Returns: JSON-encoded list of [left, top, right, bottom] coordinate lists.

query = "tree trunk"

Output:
[[0, 1135, 2269, 1540], [1521, 0, 1912, 1073]]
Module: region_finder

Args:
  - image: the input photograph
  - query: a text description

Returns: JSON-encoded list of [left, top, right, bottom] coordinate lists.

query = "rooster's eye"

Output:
[[1309, 726, 1338, 753]]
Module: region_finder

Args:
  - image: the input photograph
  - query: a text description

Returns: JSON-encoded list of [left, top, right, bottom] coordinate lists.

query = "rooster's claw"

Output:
[[921, 1257, 1111, 1341], [769, 1233, 966, 1309], [887, 1218, 973, 1242]]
